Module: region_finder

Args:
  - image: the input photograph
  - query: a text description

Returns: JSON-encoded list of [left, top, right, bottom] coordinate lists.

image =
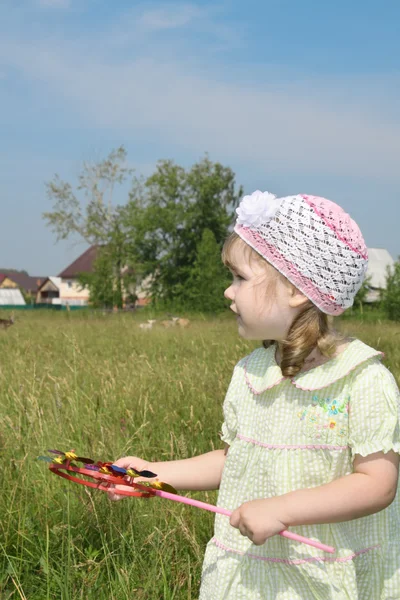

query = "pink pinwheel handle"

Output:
[[140, 486, 335, 554]]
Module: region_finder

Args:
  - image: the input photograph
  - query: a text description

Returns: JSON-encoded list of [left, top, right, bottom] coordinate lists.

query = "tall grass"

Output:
[[0, 312, 399, 599]]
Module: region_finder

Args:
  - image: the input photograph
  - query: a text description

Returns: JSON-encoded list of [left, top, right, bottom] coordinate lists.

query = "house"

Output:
[[56, 245, 99, 306], [0, 271, 44, 301], [49, 245, 151, 307], [0, 274, 26, 305], [365, 248, 395, 303], [0, 274, 19, 289], [36, 277, 62, 305], [37, 246, 97, 307]]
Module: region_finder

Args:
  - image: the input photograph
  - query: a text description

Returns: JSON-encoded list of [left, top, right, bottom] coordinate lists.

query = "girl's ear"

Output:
[[288, 285, 309, 309]]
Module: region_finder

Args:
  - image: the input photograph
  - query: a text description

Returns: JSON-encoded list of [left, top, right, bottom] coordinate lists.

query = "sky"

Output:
[[0, 0, 399, 275]]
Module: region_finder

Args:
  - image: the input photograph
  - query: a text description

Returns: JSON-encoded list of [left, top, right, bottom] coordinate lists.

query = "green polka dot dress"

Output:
[[199, 340, 400, 600]]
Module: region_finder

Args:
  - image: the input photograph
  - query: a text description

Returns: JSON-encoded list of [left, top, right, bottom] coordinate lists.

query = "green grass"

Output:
[[0, 311, 399, 599]]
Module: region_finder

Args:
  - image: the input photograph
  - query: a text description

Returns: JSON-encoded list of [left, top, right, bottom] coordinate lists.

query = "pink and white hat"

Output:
[[234, 191, 368, 315]]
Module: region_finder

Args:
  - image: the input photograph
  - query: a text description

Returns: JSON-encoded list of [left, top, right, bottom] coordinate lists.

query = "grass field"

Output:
[[0, 311, 399, 599]]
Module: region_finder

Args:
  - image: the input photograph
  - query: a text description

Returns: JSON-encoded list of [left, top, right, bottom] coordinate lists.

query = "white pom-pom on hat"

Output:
[[236, 190, 282, 228]]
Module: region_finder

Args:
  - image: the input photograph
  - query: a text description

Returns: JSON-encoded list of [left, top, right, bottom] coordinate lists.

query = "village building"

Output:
[[0, 271, 44, 304], [36, 276, 62, 305], [0, 274, 26, 306], [365, 248, 395, 303], [36, 245, 151, 307], [57, 246, 98, 306], [36, 246, 98, 306]]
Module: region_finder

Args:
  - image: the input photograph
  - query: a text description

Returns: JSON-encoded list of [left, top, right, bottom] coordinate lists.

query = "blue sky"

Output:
[[1, 0, 399, 275]]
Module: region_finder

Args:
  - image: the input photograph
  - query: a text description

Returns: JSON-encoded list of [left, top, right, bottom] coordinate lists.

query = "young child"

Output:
[[110, 192, 400, 599]]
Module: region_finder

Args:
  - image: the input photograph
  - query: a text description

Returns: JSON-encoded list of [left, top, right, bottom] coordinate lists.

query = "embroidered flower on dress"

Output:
[[328, 400, 339, 415], [235, 190, 282, 228], [299, 395, 350, 440]]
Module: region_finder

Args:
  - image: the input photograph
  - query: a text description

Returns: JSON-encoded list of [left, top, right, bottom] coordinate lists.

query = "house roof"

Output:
[[0, 272, 44, 292], [366, 248, 395, 289], [37, 276, 62, 292], [58, 245, 99, 278]]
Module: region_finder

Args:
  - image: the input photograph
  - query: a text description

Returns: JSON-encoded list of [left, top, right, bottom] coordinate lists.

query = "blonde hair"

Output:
[[222, 232, 342, 378]]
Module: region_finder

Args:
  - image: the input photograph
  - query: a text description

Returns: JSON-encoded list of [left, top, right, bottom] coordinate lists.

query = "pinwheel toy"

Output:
[[85, 462, 157, 479], [48, 449, 95, 464], [39, 450, 336, 554]]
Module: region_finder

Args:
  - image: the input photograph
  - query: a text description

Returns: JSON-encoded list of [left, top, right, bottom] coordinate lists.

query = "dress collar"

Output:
[[243, 339, 383, 395]]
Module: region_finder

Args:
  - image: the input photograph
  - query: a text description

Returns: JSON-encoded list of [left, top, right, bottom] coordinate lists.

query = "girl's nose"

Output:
[[224, 284, 234, 301]]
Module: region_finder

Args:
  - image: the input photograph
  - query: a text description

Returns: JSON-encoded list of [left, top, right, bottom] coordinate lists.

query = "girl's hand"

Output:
[[229, 498, 288, 546], [107, 455, 155, 502]]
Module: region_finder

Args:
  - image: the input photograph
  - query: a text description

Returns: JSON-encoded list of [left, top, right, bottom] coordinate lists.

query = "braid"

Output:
[[279, 303, 339, 378]]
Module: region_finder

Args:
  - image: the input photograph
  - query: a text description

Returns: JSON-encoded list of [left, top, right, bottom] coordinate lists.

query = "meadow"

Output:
[[0, 311, 399, 600]]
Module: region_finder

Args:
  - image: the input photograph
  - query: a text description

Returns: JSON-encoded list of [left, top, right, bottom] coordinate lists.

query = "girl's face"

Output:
[[224, 243, 300, 341]]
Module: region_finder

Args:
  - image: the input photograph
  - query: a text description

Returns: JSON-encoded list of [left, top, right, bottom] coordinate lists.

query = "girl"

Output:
[[110, 192, 400, 599]]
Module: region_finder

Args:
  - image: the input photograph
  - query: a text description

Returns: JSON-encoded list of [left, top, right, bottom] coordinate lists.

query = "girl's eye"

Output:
[[234, 275, 245, 281]]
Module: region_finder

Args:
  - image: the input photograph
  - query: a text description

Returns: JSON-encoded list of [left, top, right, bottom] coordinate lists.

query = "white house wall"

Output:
[[366, 248, 395, 289], [59, 279, 89, 306]]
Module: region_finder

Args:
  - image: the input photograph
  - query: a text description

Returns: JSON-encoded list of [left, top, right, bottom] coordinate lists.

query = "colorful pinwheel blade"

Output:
[[109, 465, 127, 475], [139, 469, 158, 478], [125, 467, 139, 477], [47, 449, 64, 455], [84, 464, 100, 471], [99, 466, 112, 474], [153, 482, 178, 494], [37, 456, 53, 463], [75, 456, 95, 465]]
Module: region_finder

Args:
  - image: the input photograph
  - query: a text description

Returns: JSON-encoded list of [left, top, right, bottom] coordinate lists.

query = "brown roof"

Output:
[[58, 245, 99, 278], [1, 272, 45, 292]]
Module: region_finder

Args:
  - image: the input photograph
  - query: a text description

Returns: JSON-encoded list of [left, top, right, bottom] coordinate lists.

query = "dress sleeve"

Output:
[[220, 363, 243, 446], [348, 358, 400, 459]]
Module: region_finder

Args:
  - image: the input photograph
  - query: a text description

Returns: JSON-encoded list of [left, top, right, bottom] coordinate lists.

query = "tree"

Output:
[[78, 246, 116, 308], [43, 149, 243, 310], [184, 229, 230, 312], [0, 269, 29, 275], [353, 275, 371, 314], [43, 146, 133, 243], [381, 260, 400, 321], [43, 147, 140, 308], [122, 155, 242, 307]]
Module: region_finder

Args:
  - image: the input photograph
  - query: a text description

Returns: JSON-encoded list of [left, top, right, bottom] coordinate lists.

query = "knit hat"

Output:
[[234, 191, 368, 315]]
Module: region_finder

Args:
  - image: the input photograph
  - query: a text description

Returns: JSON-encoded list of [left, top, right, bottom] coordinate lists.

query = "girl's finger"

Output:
[[108, 492, 124, 501], [107, 484, 127, 502]]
